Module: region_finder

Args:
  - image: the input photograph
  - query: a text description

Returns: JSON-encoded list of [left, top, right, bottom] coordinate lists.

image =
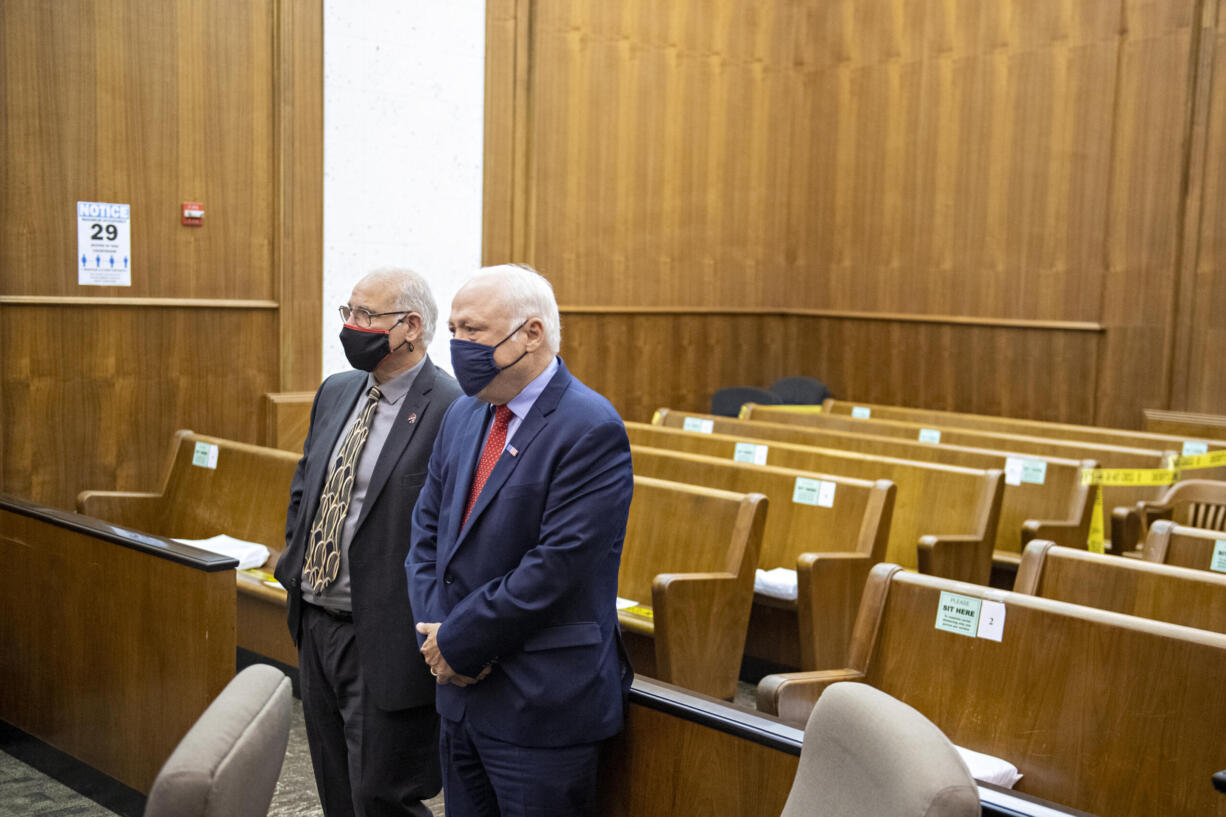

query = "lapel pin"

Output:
[[509, 445, 518, 457], [407, 413, 417, 424]]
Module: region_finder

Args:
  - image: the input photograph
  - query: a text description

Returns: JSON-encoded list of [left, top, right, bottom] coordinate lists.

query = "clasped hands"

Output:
[[416, 622, 492, 687]]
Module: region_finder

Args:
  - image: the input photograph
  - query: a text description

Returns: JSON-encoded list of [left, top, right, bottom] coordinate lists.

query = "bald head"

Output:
[[448, 264, 560, 403]]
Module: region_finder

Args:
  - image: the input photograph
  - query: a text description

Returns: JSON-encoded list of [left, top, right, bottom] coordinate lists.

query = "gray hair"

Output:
[[363, 267, 438, 344], [471, 263, 562, 353]]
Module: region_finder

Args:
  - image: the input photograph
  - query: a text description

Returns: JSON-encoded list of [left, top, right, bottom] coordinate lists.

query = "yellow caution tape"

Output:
[[650, 409, 663, 426], [1080, 468, 1178, 486], [1175, 449, 1226, 470], [1086, 486, 1105, 554], [621, 605, 654, 619], [737, 404, 752, 420], [242, 568, 278, 583]]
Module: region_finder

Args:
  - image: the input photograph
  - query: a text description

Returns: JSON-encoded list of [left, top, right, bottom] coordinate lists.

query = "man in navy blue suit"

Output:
[[406, 263, 633, 816]]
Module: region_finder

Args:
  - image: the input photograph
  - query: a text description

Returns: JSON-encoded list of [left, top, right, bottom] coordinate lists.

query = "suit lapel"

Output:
[[352, 359, 437, 537]]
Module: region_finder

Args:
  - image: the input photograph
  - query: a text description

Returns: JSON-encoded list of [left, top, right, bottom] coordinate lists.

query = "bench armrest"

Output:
[[917, 533, 990, 585], [1021, 517, 1091, 549], [795, 552, 871, 670], [653, 571, 752, 701], [76, 490, 165, 530], [756, 668, 867, 723], [1110, 506, 1146, 555]]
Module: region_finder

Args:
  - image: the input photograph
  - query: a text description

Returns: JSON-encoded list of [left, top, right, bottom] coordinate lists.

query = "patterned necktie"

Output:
[[304, 384, 381, 591], [463, 404, 513, 527]]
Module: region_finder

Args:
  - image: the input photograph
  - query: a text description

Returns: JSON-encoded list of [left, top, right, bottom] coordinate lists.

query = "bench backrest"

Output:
[[619, 476, 765, 605], [844, 565, 1226, 817], [1014, 540, 1226, 633], [742, 404, 1177, 513], [629, 425, 1001, 581], [630, 447, 894, 571], [819, 398, 1226, 454], [652, 410, 1092, 557], [1143, 519, 1226, 572], [131, 431, 299, 561]]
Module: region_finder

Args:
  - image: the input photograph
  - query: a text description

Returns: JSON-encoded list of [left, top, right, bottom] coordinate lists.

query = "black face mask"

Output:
[[340, 323, 408, 372]]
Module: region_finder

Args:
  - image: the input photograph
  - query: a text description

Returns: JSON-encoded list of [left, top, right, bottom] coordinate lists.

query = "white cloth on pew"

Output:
[[614, 596, 637, 610], [755, 567, 798, 600], [953, 745, 1022, 788], [173, 534, 269, 570]]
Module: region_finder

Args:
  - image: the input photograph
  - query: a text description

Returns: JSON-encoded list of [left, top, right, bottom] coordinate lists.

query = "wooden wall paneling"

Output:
[[1172, 0, 1226, 414], [0, 305, 278, 509], [1095, 0, 1203, 429], [482, 0, 521, 264], [0, 0, 276, 300], [275, 0, 324, 391]]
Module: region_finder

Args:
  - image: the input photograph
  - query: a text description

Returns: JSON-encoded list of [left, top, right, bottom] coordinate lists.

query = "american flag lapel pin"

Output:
[[407, 413, 417, 424], [508, 445, 518, 457]]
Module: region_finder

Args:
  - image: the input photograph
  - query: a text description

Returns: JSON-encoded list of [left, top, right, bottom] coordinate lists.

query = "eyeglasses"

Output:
[[338, 305, 409, 328]]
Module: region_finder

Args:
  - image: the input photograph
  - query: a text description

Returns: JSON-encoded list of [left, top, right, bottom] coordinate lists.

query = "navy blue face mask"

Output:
[[450, 320, 529, 396]]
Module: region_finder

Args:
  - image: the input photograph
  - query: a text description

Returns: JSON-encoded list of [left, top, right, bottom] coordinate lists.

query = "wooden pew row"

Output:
[[599, 676, 1080, 817], [618, 477, 767, 700], [632, 447, 895, 670], [743, 403, 1177, 526], [1143, 519, 1226, 572], [0, 494, 236, 793], [1015, 540, 1226, 632], [759, 564, 1226, 817], [1111, 479, 1226, 555], [632, 430, 1003, 583], [818, 397, 1226, 454], [651, 410, 1094, 571], [78, 430, 300, 666], [1144, 408, 1226, 442]]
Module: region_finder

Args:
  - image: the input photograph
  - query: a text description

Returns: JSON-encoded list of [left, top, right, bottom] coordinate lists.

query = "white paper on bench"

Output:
[[172, 534, 270, 570], [954, 744, 1022, 789], [754, 568, 798, 600], [615, 597, 637, 610]]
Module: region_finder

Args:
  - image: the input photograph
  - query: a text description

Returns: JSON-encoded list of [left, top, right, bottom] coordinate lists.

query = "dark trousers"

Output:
[[438, 715, 601, 817], [300, 603, 442, 817]]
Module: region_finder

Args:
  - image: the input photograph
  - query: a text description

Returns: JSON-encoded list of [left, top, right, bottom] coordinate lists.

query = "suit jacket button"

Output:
[[289, 578, 300, 588], [444, 573, 455, 585]]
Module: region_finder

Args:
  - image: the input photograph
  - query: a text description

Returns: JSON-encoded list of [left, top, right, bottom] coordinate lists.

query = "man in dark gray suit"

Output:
[[276, 268, 462, 817]]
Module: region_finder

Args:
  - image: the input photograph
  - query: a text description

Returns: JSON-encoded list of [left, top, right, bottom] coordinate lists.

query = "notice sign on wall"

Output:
[[77, 201, 131, 286]]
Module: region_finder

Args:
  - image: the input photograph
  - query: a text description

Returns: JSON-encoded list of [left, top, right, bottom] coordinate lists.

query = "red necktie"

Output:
[[463, 404, 513, 526]]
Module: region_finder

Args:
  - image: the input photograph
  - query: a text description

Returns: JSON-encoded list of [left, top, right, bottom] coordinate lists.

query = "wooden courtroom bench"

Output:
[[0, 494, 236, 793], [78, 430, 299, 666], [629, 423, 1004, 585], [1111, 479, 1226, 555], [757, 563, 1226, 817], [817, 397, 1226, 455], [630, 446, 895, 670], [1014, 540, 1226, 633], [1144, 408, 1226, 442], [601, 676, 799, 817], [599, 676, 1081, 817], [617, 477, 767, 700], [651, 409, 1094, 579], [1142, 519, 1226, 572], [742, 403, 1178, 531]]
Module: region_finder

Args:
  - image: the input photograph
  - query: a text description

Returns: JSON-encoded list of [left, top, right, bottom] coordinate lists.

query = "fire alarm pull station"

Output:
[[182, 203, 205, 226]]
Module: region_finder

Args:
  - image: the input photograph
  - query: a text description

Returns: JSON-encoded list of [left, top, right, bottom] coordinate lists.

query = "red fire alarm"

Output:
[[181, 202, 205, 226]]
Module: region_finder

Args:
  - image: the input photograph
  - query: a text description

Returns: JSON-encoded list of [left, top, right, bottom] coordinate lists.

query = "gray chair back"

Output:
[[145, 664, 291, 817], [780, 683, 978, 817]]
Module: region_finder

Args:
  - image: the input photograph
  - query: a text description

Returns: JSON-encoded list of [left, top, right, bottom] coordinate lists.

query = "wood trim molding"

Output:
[[0, 296, 279, 309], [274, 0, 324, 391], [559, 306, 1105, 332]]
